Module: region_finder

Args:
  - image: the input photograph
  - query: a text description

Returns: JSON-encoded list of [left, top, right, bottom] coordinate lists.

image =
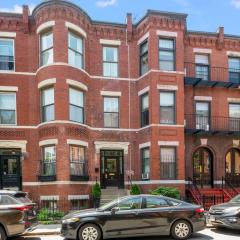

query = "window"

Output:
[[229, 103, 240, 131], [159, 38, 175, 71], [41, 88, 54, 122], [0, 195, 18, 205], [0, 39, 14, 71], [40, 31, 53, 66], [140, 40, 148, 75], [68, 31, 83, 69], [117, 197, 141, 210], [69, 88, 84, 123], [70, 145, 86, 176], [0, 93, 16, 125], [160, 92, 175, 124], [145, 197, 169, 208], [195, 54, 209, 81], [140, 93, 149, 127], [104, 97, 119, 128], [229, 57, 240, 83], [41, 146, 56, 176], [103, 47, 118, 77], [226, 148, 240, 176], [70, 199, 88, 211], [160, 147, 176, 179], [195, 102, 210, 131], [141, 148, 150, 180], [41, 200, 57, 210]]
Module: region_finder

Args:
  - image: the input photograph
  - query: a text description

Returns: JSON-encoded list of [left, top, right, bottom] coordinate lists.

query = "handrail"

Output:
[[223, 177, 239, 197], [187, 177, 202, 205]]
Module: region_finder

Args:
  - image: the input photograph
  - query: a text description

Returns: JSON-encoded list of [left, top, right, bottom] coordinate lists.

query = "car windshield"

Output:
[[229, 194, 240, 203]]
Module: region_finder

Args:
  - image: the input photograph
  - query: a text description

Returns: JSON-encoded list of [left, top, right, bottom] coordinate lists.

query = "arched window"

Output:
[[225, 148, 240, 175]]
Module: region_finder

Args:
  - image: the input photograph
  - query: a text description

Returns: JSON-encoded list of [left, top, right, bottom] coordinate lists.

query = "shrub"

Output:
[[130, 184, 141, 195], [37, 208, 64, 221], [92, 183, 101, 198], [150, 186, 180, 199]]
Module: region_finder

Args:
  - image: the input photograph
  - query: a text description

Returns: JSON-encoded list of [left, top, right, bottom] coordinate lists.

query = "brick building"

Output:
[[0, 0, 239, 208]]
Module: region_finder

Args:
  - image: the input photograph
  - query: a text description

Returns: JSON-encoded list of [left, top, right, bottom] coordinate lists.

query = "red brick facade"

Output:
[[0, 0, 239, 204]]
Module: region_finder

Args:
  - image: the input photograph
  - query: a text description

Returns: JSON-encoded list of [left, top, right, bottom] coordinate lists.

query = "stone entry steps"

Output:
[[100, 187, 128, 206]]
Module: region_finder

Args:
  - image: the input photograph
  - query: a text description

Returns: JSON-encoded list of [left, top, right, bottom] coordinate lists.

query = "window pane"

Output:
[[70, 146, 86, 176], [196, 65, 209, 81], [42, 105, 54, 122], [69, 32, 83, 53], [41, 32, 53, 51], [160, 61, 174, 71], [160, 92, 174, 106], [0, 94, 15, 109], [104, 97, 119, 112], [229, 104, 240, 118], [41, 48, 53, 66], [146, 197, 169, 208], [159, 51, 174, 61], [140, 41, 148, 55], [103, 47, 118, 62], [159, 39, 174, 49], [103, 62, 118, 77], [196, 102, 209, 115], [42, 88, 54, 106], [142, 148, 150, 175], [0, 110, 15, 124], [141, 94, 149, 110], [118, 197, 141, 210], [229, 58, 240, 70], [160, 147, 176, 179], [0, 40, 13, 57], [160, 107, 174, 124], [69, 88, 83, 107], [70, 105, 83, 123], [43, 146, 56, 162], [68, 49, 83, 69], [104, 113, 119, 128], [195, 54, 209, 64]]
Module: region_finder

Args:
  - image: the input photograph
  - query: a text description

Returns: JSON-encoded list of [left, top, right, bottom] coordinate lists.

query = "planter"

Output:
[[93, 197, 101, 208]]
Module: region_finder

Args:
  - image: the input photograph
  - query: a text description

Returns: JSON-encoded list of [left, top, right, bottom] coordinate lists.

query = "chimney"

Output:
[[217, 26, 224, 50], [126, 13, 133, 41], [22, 5, 29, 33]]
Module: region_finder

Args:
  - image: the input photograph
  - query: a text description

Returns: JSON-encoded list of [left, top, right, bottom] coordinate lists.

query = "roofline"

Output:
[[0, 12, 22, 18], [188, 30, 240, 39]]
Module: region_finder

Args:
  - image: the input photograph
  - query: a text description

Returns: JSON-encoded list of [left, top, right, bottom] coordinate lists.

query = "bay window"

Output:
[[69, 88, 84, 123], [141, 147, 150, 180], [160, 147, 176, 179], [160, 91, 175, 124], [41, 87, 54, 122], [0, 93, 16, 125], [140, 40, 148, 75], [40, 31, 53, 66], [140, 93, 149, 127], [41, 146, 56, 177], [159, 38, 175, 71]]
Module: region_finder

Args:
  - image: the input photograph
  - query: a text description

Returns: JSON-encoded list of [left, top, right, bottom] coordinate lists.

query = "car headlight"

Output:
[[62, 217, 80, 224]]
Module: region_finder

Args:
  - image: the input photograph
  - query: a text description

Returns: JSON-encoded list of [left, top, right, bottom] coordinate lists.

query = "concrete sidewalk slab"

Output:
[[24, 224, 61, 236]]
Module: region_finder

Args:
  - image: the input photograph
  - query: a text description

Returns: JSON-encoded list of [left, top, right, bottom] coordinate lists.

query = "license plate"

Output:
[[210, 215, 215, 221]]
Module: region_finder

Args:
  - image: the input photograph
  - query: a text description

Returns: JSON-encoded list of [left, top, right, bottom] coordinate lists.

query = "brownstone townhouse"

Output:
[[0, 0, 239, 209]]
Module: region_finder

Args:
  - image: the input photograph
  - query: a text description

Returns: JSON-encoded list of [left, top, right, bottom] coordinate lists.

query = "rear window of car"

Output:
[[0, 195, 18, 205], [14, 193, 32, 204]]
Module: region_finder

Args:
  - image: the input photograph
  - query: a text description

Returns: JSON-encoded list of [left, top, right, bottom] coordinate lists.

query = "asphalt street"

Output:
[[13, 228, 240, 240]]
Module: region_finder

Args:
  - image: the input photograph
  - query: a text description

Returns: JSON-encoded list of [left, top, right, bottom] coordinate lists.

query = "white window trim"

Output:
[[66, 79, 88, 91], [40, 195, 59, 201], [0, 140, 27, 152], [194, 96, 212, 101], [0, 92, 17, 126], [0, 86, 18, 92], [228, 98, 240, 103], [157, 85, 178, 91], [137, 32, 149, 45], [227, 51, 240, 57], [158, 141, 179, 146], [157, 30, 178, 37], [0, 32, 16, 38], [39, 139, 58, 147], [101, 91, 122, 97], [65, 22, 87, 38], [193, 48, 212, 54], [100, 39, 121, 46], [68, 195, 89, 200], [37, 21, 55, 34], [139, 142, 151, 149], [67, 139, 88, 147], [0, 38, 15, 72], [138, 86, 150, 96], [94, 141, 129, 154], [38, 78, 56, 89]]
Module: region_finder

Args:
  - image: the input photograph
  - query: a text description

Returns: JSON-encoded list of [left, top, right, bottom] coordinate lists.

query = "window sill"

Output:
[[38, 175, 56, 182], [70, 175, 89, 181]]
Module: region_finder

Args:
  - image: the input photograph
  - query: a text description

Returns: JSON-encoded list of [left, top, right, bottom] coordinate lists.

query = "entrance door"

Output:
[[193, 148, 213, 188], [100, 150, 124, 188], [0, 155, 21, 190]]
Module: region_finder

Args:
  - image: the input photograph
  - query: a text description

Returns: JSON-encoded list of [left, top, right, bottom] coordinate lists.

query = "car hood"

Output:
[[212, 202, 240, 210], [63, 208, 97, 220]]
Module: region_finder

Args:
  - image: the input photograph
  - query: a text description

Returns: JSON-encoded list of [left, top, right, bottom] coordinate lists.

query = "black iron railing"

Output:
[[185, 114, 240, 133], [185, 62, 240, 83]]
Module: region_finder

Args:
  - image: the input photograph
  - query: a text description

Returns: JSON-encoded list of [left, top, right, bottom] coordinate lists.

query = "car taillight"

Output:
[[12, 206, 33, 212], [195, 207, 204, 213]]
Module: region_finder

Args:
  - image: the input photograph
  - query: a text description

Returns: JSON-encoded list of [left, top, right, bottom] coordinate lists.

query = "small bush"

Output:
[[130, 184, 141, 195], [37, 208, 64, 221], [150, 186, 180, 199], [92, 183, 101, 198]]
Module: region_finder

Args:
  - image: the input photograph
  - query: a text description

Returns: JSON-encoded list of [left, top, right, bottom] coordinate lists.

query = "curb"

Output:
[[23, 230, 61, 236]]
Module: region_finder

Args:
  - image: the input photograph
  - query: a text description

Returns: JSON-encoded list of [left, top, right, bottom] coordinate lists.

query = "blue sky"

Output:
[[1, 0, 240, 35]]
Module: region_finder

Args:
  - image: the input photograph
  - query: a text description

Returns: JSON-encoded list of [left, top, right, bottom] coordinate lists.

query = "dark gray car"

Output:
[[0, 190, 38, 240], [209, 194, 240, 229]]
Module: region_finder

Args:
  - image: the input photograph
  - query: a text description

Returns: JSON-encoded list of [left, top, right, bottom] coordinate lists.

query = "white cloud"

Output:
[[96, 0, 117, 8], [231, 0, 240, 8], [0, 4, 35, 14]]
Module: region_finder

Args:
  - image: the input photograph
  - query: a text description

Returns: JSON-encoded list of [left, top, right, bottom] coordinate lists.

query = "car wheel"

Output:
[[79, 224, 101, 240], [171, 220, 192, 240], [0, 226, 6, 240]]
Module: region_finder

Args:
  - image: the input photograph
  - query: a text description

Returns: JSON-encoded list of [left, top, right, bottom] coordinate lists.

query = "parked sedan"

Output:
[[0, 190, 38, 240], [61, 194, 205, 240], [209, 194, 240, 229]]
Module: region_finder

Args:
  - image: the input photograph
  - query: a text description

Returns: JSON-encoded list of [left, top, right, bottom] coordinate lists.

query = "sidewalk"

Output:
[[24, 224, 61, 236]]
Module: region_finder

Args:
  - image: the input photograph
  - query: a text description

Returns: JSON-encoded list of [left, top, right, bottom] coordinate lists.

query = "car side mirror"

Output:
[[111, 207, 120, 214]]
